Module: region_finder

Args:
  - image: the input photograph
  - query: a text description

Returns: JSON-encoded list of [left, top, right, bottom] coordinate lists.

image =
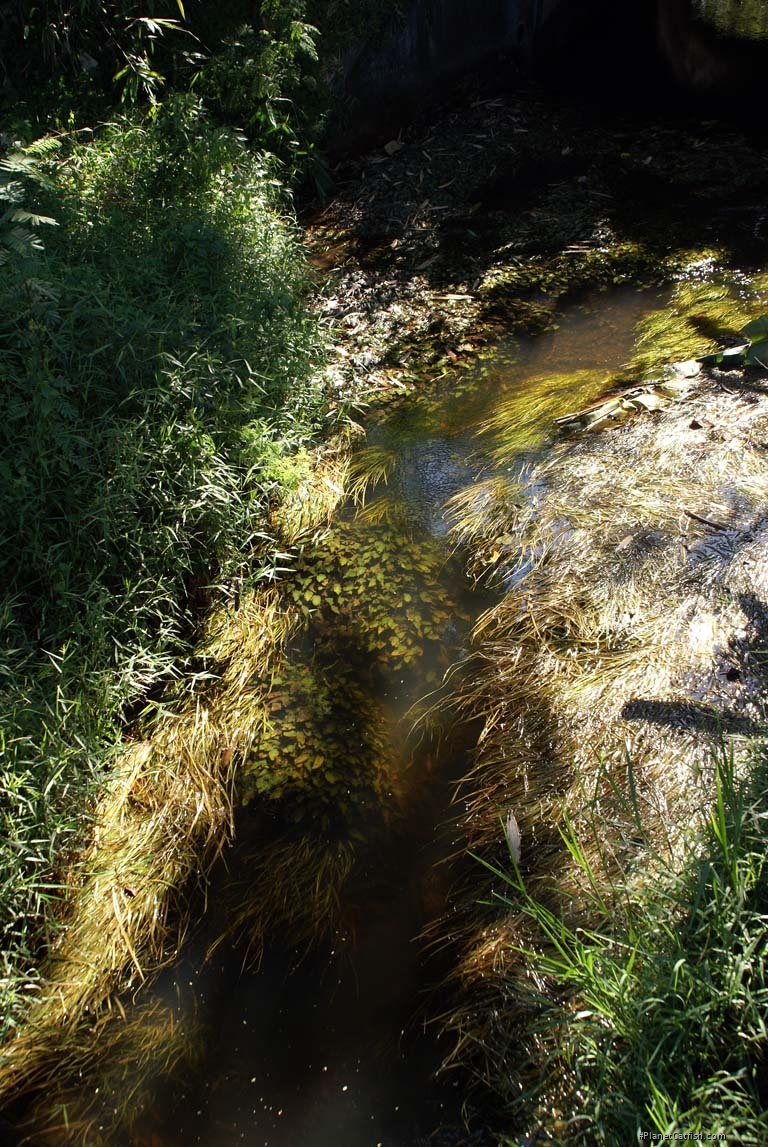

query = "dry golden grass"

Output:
[[18, 990, 203, 1147], [0, 707, 236, 1104], [0, 429, 460, 1139], [273, 429, 361, 544], [442, 371, 768, 1109], [345, 442, 399, 504], [0, 443, 360, 1135]]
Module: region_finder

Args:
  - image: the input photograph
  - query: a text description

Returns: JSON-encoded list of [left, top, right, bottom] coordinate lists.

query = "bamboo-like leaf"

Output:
[[9, 209, 58, 228]]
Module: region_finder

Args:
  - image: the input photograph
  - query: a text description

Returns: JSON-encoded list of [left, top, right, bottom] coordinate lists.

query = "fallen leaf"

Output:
[[629, 391, 664, 411], [504, 811, 521, 863]]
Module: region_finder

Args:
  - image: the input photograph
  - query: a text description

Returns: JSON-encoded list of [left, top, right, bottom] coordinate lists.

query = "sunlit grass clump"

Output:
[[491, 744, 768, 1143]]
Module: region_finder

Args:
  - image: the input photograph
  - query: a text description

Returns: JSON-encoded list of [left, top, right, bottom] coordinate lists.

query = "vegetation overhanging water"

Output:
[[91, 287, 673, 1147], [3, 3, 768, 1144]]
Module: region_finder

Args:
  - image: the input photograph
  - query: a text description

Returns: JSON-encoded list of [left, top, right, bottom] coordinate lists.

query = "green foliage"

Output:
[[491, 747, 768, 1142], [193, 4, 325, 184], [242, 655, 403, 826], [0, 98, 324, 1034], [699, 312, 768, 369], [0, 139, 60, 262], [190, 0, 397, 186], [287, 517, 467, 672], [2, 1, 190, 105]]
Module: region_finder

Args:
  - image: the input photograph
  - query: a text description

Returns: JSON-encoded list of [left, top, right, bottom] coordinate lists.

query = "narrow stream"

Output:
[[128, 285, 666, 1147]]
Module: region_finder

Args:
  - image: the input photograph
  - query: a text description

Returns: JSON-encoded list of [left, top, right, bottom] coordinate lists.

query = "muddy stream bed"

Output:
[[112, 285, 666, 1147]]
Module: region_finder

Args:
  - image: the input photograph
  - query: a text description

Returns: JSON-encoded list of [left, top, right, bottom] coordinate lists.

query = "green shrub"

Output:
[[0, 95, 324, 1035], [0, 0, 189, 104], [193, 2, 325, 184]]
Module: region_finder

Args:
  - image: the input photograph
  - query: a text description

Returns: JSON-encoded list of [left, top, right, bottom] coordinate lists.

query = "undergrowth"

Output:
[[0, 94, 325, 1038], [491, 744, 768, 1143]]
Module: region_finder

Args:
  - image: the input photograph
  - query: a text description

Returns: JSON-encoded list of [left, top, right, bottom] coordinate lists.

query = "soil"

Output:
[[303, 77, 768, 417]]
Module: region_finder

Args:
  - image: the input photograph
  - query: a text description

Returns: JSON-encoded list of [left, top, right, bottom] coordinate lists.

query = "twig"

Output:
[[683, 508, 729, 531]]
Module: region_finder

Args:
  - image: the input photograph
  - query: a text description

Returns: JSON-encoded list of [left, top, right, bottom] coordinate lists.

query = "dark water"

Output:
[[89, 286, 668, 1147], [142, 806, 467, 1147]]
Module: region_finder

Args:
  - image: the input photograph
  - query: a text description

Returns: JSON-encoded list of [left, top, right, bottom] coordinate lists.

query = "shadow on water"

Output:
[[57, 285, 669, 1147], [140, 785, 472, 1147]]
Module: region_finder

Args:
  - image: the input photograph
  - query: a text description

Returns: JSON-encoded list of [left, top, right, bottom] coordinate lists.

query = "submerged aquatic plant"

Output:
[[629, 270, 768, 376], [233, 512, 471, 829]]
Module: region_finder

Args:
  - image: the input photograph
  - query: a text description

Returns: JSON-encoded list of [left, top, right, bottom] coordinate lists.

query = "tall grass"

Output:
[[487, 743, 768, 1143], [0, 94, 325, 1037]]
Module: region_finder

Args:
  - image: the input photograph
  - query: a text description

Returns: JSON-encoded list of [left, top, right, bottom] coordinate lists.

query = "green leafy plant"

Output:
[[1, 1, 190, 105], [193, 5, 322, 181], [699, 314, 768, 369], [0, 138, 60, 263], [0, 97, 325, 1035], [485, 746, 768, 1143], [241, 514, 470, 827]]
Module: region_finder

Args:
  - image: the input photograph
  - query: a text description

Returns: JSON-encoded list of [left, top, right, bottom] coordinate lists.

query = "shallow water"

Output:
[[372, 284, 666, 535], [85, 285, 668, 1147]]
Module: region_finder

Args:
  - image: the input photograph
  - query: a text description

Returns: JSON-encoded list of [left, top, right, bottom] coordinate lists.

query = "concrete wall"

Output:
[[329, 0, 564, 150]]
